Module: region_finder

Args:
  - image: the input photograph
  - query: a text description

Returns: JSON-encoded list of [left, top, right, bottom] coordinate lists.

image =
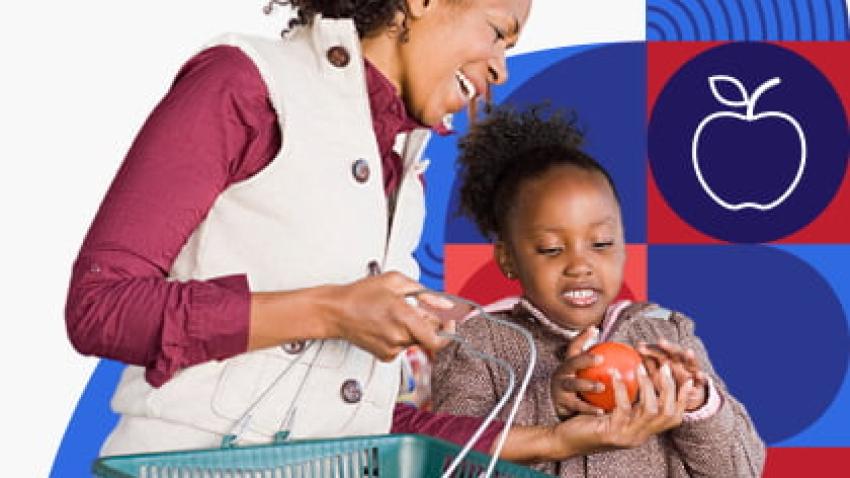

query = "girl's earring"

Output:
[[505, 270, 516, 280]]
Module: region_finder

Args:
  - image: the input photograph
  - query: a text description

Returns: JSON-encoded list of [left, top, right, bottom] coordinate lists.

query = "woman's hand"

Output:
[[638, 339, 708, 411], [248, 272, 455, 359], [550, 327, 606, 417], [326, 272, 456, 360]]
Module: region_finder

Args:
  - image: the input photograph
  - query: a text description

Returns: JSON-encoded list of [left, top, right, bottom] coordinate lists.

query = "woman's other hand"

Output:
[[503, 361, 694, 464], [558, 361, 693, 456]]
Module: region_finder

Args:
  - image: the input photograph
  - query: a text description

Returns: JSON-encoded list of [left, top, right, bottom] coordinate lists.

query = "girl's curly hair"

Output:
[[265, 0, 414, 38], [457, 104, 620, 240]]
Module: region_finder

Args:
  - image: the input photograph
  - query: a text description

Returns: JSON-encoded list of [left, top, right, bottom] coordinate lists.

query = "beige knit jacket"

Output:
[[431, 301, 766, 477]]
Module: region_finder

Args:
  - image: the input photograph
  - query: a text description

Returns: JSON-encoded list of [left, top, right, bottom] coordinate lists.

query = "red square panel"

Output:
[[764, 447, 850, 477], [647, 42, 850, 244]]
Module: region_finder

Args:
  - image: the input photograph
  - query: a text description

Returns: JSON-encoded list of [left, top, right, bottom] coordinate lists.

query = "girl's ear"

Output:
[[494, 241, 517, 280], [406, 0, 437, 20]]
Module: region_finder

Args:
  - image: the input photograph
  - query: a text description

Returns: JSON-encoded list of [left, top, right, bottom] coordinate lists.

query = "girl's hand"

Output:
[[549, 361, 694, 457], [550, 327, 607, 417], [638, 339, 708, 411], [327, 272, 455, 360], [501, 358, 694, 464]]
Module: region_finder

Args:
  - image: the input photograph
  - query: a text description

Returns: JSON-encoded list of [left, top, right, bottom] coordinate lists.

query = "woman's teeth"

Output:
[[562, 289, 599, 307], [455, 70, 476, 101]]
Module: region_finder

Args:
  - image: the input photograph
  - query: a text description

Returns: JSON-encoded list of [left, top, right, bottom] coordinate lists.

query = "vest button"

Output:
[[340, 379, 363, 404], [352, 159, 370, 183], [368, 260, 381, 276], [326, 45, 350, 68], [282, 341, 306, 354]]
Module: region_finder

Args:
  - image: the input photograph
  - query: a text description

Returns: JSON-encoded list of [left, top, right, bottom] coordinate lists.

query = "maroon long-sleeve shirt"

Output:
[[66, 45, 502, 452]]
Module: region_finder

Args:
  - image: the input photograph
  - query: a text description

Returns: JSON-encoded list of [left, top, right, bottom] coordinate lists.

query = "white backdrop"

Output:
[[0, 1, 645, 474]]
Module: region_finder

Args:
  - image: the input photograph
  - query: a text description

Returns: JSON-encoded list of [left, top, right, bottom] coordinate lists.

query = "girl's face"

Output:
[[499, 165, 626, 331], [398, 0, 531, 127]]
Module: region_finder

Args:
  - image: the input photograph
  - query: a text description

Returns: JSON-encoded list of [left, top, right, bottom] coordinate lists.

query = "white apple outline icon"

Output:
[[691, 75, 807, 211]]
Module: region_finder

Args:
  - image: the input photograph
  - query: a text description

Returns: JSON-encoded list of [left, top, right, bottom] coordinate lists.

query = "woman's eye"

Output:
[[491, 25, 505, 42], [592, 240, 615, 250]]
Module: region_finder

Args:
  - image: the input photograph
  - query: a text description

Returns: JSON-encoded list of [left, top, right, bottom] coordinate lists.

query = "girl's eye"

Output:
[[536, 247, 563, 256]]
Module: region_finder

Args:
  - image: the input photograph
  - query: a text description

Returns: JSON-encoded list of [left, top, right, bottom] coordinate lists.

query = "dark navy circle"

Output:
[[649, 43, 848, 242], [648, 245, 848, 444]]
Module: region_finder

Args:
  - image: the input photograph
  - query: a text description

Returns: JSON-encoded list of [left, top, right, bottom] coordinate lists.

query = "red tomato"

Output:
[[576, 342, 642, 412]]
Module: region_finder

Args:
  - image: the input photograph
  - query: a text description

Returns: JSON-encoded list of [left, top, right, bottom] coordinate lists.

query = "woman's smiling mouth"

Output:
[[455, 70, 477, 101]]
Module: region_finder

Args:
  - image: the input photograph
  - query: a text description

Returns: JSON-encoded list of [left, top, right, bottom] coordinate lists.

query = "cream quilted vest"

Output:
[[103, 17, 430, 454]]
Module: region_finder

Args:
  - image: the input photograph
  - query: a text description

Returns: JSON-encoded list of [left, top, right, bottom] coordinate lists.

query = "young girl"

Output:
[[431, 105, 766, 476]]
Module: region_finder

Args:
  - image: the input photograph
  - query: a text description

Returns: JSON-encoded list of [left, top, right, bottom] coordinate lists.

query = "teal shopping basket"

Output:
[[94, 292, 543, 477], [93, 433, 549, 477]]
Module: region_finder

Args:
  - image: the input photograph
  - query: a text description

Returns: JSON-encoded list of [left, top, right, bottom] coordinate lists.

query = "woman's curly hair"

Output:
[[457, 104, 620, 240], [266, 0, 416, 38]]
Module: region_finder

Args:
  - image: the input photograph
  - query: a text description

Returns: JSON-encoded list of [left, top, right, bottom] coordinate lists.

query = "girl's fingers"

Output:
[[660, 362, 677, 416], [610, 368, 632, 412], [638, 344, 672, 364], [559, 376, 605, 393], [636, 363, 658, 415], [677, 378, 694, 413], [561, 353, 603, 375], [553, 392, 604, 416], [567, 326, 599, 357], [669, 361, 693, 388], [683, 348, 706, 378]]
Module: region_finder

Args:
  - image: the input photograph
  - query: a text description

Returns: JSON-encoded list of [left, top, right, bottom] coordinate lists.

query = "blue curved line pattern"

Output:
[[830, 0, 850, 39], [693, 0, 718, 38], [771, 0, 786, 39], [648, 6, 684, 40], [839, 0, 849, 38], [729, 0, 750, 40], [822, 0, 835, 39], [706, 0, 733, 38], [717, 0, 738, 39], [647, 0, 850, 40], [751, 0, 769, 40], [665, 0, 703, 39], [736, 0, 762, 39], [758, 0, 778, 39], [413, 250, 443, 275], [806, 0, 817, 39], [648, 23, 669, 41], [677, 0, 704, 39], [424, 243, 443, 263], [650, 0, 712, 40], [418, 262, 444, 281], [787, 1, 804, 40]]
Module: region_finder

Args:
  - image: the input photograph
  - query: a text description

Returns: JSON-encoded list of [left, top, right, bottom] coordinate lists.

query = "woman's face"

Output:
[[500, 165, 626, 331], [399, 0, 532, 127]]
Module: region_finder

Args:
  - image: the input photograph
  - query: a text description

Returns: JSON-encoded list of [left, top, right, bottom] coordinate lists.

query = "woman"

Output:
[[67, 0, 666, 465]]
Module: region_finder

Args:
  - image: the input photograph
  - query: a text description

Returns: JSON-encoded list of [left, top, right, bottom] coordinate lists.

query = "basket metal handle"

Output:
[[407, 291, 537, 478]]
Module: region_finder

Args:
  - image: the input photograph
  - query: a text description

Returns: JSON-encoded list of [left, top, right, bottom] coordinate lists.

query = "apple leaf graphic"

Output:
[[708, 75, 749, 108]]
